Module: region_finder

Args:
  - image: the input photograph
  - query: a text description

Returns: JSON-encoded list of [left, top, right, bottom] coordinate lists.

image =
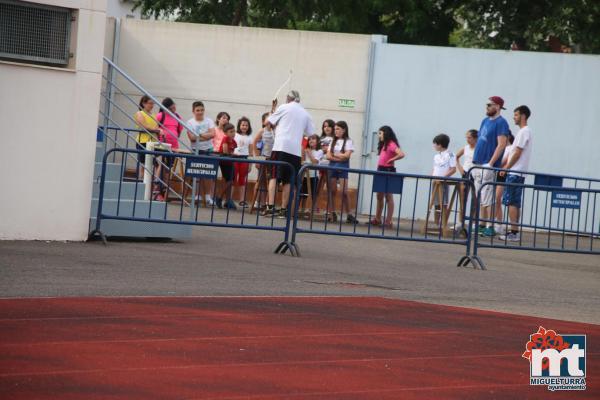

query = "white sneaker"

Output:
[[499, 232, 520, 242], [205, 197, 214, 206], [194, 194, 202, 201], [495, 224, 507, 235]]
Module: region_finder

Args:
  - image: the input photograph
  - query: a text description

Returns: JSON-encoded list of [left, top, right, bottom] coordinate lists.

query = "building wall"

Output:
[[0, 0, 106, 240], [360, 43, 600, 215], [106, 0, 139, 19], [110, 19, 375, 172]]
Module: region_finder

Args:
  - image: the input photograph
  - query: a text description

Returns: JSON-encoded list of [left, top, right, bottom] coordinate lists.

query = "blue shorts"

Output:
[[329, 161, 350, 179], [502, 175, 525, 208]]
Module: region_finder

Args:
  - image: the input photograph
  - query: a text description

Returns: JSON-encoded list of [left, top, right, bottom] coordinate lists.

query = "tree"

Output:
[[134, 0, 460, 45], [133, 0, 600, 54], [453, 0, 600, 53]]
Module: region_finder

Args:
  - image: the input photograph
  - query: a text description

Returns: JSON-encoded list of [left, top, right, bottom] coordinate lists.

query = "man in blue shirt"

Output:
[[472, 96, 510, 237]]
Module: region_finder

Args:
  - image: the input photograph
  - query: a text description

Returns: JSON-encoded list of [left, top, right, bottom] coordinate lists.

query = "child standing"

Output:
[[216, 123, 237, 209], [456, 129, 478, 178], [300, 134, 324, 216], [371, 126, 405, 228], [252, 112, 274, 211], [133, 95, 161, 180], [154, 97, 183, 201], [326, 121, 357, 224], [233, 117, 253, 207], [316, 119, 335, 210], [494, 133, 515, 235], [455, 129, 478, 230], [212, 111, 231, 152], [431, 134, 457, 226], [186, 101, 216, 205]]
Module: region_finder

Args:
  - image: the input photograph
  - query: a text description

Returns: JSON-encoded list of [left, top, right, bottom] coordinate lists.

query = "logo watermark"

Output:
[[523, 326, 586, 391]]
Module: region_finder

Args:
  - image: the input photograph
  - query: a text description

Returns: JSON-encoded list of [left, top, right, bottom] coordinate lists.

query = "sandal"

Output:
[[383, 221, 393, 229], [369, 218, 381, 226]]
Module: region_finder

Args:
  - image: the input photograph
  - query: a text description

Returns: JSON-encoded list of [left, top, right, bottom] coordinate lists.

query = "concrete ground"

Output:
[[0, 226, 599, 324]]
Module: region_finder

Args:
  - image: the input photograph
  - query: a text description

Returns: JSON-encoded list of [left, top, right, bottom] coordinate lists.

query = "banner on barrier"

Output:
[[551, 191, 582, 209], [185, 158, 219, 179]]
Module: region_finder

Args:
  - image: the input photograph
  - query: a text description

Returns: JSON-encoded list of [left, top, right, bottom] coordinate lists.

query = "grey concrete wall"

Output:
[[360, 43, 600, 216]]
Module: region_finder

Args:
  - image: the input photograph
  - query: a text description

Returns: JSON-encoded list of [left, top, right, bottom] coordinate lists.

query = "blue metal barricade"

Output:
[[89, 148, 296, 254], [284, 164, 476, 261], [463, 167, 600, 269]]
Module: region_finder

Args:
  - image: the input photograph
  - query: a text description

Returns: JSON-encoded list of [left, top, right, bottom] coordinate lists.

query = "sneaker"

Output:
[[499, 232, 520, 242], [495, 224, 507, 235], [194, 194, 203, 201], [346, 214, 359, 224], [276, 208, 287, 219], [153, 193, 165, 202], [238, 201, 249, 208], [225, 200, 237, 210], [261, 206, 276, 216], [205, 197, 215, 206], [215, 197, 223, 209], [477, 225, 486, 235], [482, 226, 496, 237]]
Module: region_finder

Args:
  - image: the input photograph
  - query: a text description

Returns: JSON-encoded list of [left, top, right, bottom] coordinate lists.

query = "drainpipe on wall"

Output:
[[358, 34, 387, 212]]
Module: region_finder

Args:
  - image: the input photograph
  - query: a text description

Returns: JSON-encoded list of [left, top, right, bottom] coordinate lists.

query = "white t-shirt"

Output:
[[462, 144, 475, 173], [331, 138, 354, 156], [433, 149, 456, 177], [304, 149, 324, 164], [234, 133, 253, 156], [508, 126, 533, 173], [261, 128, 275, 157], [187, 117, 215, 152], [268, 102, 315, 157]]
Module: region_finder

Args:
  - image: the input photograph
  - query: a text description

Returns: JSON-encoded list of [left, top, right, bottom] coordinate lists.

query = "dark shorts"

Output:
[[136, 142, 147, 165], [271, 151, 301, 185], [301, 176, 319, 199], [496, 171, 507, 183], [220, 163, 234, 182], [329, 161, 350, 179], [502, 175, 525, 208]]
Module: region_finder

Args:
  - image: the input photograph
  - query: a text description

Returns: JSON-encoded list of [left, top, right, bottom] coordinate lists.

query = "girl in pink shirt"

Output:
[[371, 125, 405, 228], [212, 111, 231, 151], [155, 97, 182, 150]]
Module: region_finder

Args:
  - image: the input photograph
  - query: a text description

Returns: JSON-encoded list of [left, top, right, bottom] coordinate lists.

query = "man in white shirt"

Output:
[[500, 105, 533, 241], [263, 90, 315, 218]]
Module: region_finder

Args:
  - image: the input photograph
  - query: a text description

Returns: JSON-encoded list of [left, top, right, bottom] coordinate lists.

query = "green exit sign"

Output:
[[338, 98, 355, 108]]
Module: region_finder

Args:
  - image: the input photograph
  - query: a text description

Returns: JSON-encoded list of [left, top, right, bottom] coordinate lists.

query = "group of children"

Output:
[[134, 95, 523, 232]]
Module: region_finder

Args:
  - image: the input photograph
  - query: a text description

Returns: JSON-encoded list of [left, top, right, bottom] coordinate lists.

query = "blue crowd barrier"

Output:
[[89, 148, 296, 254], [283, 164, 475, 260], [462, 166, 600, 269]]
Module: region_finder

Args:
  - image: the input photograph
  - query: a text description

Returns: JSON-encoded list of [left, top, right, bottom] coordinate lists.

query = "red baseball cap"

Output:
[[489, 96, 506, 110]]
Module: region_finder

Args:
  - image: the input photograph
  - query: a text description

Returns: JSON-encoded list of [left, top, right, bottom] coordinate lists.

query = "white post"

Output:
[[143, 142, 156, 200]]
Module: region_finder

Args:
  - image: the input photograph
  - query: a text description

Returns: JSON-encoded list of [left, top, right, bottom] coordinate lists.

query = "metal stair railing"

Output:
[[99, 57, 198, 205], [98, 98, 192, 205]]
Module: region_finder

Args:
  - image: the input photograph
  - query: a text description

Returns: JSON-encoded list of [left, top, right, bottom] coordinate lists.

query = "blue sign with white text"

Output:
[[551, 191, 581, 209], [185, 157, 219, 180]]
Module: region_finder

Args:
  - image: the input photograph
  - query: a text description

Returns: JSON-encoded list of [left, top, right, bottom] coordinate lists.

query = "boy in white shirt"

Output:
[[431, 134, 457, 226], [186, 101, 216, 205], [499, 105, 533, 242]]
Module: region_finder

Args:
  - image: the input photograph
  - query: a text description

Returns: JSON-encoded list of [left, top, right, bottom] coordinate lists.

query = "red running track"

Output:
[[0, 296, 597, 399]]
